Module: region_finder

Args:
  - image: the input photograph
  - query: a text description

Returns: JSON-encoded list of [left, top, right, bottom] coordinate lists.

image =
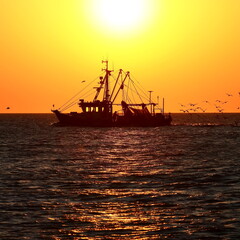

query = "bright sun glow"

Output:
[[86, 0, 154, 34]]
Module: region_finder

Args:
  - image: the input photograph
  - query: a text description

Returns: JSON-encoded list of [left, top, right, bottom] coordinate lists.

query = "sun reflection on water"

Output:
[[43, 129, 190, 238]]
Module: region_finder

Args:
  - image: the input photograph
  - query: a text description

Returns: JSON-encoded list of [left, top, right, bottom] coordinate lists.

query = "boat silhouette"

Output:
[[52, 61, 172, 127]]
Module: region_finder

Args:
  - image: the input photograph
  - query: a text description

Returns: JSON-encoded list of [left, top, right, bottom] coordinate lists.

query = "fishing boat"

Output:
[[52, 61, 172, 127]]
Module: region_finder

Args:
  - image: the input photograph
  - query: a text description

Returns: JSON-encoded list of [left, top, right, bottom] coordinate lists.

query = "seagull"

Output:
[[226, 93, 233, 97], [6, 107, 10, 109], [189, 103, 197, 106], [200, 108, 207, 112], [81, 80, 86, 83]]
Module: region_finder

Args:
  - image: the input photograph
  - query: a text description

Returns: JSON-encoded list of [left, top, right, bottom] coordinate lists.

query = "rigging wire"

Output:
[[61, 102, 78, 112], [59, 75, 101, 111], [130, 78, 144, 103], [122, 70, 149, 102], [127, 71, 153, 101], [129, 81, 137, 104], [60, 88, 96, 112]]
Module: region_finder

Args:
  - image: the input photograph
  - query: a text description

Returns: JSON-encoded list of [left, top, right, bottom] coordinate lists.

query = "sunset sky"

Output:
[[1, 0, 240, 113]]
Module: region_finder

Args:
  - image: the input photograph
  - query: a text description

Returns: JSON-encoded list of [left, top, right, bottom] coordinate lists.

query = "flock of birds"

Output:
[[178, 92, 240, 113], [175, 91, 240, 126]]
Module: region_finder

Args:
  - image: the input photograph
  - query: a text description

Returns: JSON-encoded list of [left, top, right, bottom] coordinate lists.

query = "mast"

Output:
[[102, 60, 112, 102]]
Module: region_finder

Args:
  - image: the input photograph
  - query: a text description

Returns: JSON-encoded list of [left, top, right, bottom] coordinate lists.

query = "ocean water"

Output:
[[0, 113, 240, 239]]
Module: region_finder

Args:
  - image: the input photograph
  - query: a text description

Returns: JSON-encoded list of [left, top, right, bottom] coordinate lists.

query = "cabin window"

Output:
[[86, 107, 89, 112], [96, 107, 99, 112]]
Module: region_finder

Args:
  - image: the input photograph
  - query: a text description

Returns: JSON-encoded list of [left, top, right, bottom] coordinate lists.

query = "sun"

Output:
[[95, 0, 146, 30], [86, 0, 154, 34]]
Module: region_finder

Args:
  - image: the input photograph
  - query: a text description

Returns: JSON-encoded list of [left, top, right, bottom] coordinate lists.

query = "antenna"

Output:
[[162, 98, 165, 114], [149, 91, 153, 114]]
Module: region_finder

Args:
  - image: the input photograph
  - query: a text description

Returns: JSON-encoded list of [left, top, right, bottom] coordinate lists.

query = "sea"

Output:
[[0, 113, 240, 240]]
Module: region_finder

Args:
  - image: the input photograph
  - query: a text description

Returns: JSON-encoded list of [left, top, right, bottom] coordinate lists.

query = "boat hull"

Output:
[[52, 110, 171, 127]]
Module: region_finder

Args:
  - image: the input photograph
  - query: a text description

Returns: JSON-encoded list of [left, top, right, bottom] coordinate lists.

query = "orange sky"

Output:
[[0, 0, 240, 113]]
